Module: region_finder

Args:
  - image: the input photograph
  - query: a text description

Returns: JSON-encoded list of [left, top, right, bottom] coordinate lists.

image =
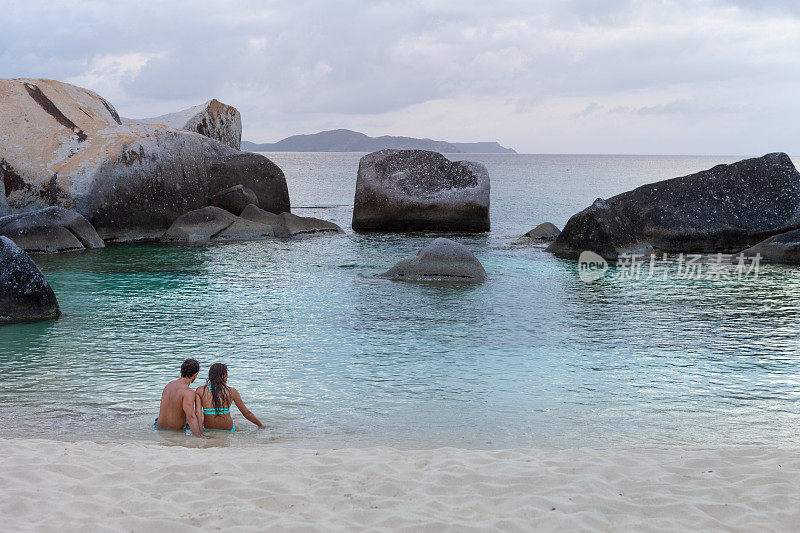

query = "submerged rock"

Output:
[[124, 99, 242, 150], [0, 236, 60, 324], [162, 206, 273, 242], [0, 207, 104, 253], [209, 184, 259, 216], [352, 149, 490, 232], [378, 238, 487, 281], [511, 222, 561, 245], [240, 204, 344, 238], [547, 153, 800, 259], [740, 229, 800, 264], [0, 78, 289, 242]]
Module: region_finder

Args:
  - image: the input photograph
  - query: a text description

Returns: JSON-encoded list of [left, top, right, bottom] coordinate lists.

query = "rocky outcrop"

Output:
[[547, 153, 800, 259], [378, 238, 487, 282], [0, 236, 60, 324], [209, 185, 258, 216], [0, 79, 289, 242], [740, 229, 800, 264], [511, 222, 561, 245], [124, 99, 242, 150], [162, 206, 274, 242], [0, 207, 104, 253], [352, 150, 490, 232], [239, 205, 344, 238]]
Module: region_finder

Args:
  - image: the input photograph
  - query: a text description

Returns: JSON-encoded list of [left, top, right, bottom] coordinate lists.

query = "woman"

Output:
[[196, 363, 266, 432]]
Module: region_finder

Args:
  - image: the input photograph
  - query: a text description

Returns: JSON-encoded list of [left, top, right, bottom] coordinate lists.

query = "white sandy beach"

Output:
[[0, 439, 797, 532]]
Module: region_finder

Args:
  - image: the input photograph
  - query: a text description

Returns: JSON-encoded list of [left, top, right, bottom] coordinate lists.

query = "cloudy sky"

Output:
[[2, 0, 799, 154]]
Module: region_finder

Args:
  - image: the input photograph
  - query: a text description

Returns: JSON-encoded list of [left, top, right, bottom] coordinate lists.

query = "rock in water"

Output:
[[740, 229, 800, 264], [0, 207, 104, 253], [240, 204, 344, 238], [352, 150, 490, 232], [0, 236, 60, 324], [123, 99, 242, 150], [162, 206, 274, 242], [547, 153, 800, 259], [209, 185, 259, 215], [207, 153, 290, 216], [511, 222, 561, 244], [378, 238, 487, 281], [0, 78, 289, 242]]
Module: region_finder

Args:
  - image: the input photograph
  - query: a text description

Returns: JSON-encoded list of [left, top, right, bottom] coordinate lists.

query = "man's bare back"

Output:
[[155, 359, 206, 438]]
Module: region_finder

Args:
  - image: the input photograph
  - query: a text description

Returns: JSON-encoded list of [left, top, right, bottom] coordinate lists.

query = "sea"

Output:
[[2, 153, 799, 449]]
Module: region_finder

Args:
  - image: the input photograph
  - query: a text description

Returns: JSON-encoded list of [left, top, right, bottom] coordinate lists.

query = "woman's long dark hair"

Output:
[[206, 363, 230, 412]]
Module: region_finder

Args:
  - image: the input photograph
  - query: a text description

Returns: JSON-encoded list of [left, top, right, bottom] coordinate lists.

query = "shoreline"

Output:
[[1, 439, 797, 531]]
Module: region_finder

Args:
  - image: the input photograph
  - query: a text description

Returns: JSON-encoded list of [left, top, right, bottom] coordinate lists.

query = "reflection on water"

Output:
[[1, 154, 799, 449]]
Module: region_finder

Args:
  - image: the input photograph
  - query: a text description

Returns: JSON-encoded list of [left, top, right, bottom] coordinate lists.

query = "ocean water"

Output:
[[2, 153, 800, 449]]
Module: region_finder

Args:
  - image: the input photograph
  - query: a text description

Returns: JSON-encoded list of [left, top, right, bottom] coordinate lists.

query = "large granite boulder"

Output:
[[352, 150, 490, 232], [240, 204, 344, 238], [740, 229, 800, 264], [209, 185, 259, 215], [162, 206, 274, 242], [123, 99, 242, 150], [207, 153, 290, 216], [378, 238, 487, 281], [0, 78, 289, 242], [0, 207, 104, 253], [0, 236, 60, 324], [547, 153, 800, 259], [511, 222, 561, 245]]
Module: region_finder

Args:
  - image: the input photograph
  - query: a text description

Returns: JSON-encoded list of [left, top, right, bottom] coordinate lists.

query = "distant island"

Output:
[[241, 129, 516, 154]]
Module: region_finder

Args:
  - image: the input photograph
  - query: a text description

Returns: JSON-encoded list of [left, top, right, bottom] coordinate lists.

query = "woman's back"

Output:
[[197, 362, 267, 432], [197, 384, 236, 431]]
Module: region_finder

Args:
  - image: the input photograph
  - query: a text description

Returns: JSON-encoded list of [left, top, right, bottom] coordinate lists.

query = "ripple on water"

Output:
[[2, 154, 800, 449]]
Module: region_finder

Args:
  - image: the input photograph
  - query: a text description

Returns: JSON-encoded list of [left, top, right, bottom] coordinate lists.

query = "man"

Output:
[[155, 358, 208, 438]]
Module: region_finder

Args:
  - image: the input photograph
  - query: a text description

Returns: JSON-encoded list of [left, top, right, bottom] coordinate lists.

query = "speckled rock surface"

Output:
[[511, 222, 561, 245], [162, 206, 273, 242], [0, 79, 288, 242], [352, 150, 490, 232], [124, 99, 242, 150], [0, 236, 60, 324], [379, 238, 487, 281], [240, 204, 344, 238], [207, 153, 290, 216], [209, 185, 259, 215], [0, 207, 104, 253], [547, 153, 800, 259]]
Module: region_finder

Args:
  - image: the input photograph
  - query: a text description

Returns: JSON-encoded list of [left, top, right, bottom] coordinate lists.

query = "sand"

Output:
[[0, 439, 797, 532]]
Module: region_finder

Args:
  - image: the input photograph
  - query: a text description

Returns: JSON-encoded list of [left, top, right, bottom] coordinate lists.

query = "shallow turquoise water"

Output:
[[2, 154, 799, 448]]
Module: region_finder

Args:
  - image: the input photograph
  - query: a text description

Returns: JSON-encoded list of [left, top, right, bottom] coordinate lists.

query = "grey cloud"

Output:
[[0, 0, 798, 153]]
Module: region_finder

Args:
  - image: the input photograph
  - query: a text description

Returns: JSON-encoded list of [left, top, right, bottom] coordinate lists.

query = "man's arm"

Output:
[[195, 390, 205, 429], [231, 388, 266, 428], [183, 390, 207, 438]]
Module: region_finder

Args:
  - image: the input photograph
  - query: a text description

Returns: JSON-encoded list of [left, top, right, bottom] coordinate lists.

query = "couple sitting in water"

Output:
[[155, 358, 266, 438]]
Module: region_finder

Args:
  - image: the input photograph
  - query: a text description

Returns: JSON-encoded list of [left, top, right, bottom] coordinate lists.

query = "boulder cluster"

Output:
[[0, 78, 344, 324], [8, 78, 797, 325], [544, 152, 800, 263]]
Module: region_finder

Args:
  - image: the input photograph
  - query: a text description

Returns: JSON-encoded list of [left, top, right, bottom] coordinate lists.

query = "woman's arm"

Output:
[[231, 387, 266, 428]]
